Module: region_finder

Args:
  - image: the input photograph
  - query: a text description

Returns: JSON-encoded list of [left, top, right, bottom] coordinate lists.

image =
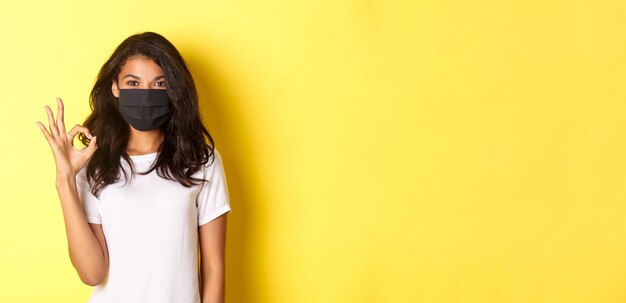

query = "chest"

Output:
[[97, 166, 202, 226]]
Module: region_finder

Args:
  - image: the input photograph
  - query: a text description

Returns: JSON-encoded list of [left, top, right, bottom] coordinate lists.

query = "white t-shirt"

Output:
[[75, 148, 232, 303]]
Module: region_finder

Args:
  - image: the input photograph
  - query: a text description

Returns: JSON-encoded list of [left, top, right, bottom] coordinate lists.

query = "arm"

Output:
[[36, 97, 107, 286], [199, 214, 228, 303], [57, 175, 109, 286]]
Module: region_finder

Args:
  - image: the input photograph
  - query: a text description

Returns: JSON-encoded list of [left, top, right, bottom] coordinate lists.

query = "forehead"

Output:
[[119, 55, 163, 76]]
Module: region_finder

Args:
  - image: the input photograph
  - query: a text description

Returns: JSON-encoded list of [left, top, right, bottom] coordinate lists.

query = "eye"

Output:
[[126, 80, 139, 86], [155, 81, 166, 87]]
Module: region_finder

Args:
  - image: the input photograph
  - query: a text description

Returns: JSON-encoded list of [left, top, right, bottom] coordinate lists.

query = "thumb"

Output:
[[85, 136, 98, 156]]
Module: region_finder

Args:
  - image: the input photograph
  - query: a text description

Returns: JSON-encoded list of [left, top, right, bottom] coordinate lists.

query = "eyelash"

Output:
[[126, 81, 166, 87]]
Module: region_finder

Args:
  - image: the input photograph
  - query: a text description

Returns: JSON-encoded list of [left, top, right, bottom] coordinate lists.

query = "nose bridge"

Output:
[[139, 81, 152, 89]]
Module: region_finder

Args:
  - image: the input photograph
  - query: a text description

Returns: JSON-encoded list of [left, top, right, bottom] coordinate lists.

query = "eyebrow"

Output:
[[122, 74, 165, 80]]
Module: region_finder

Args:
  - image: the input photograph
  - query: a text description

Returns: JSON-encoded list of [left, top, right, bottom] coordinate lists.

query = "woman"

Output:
[[35, 32, 231, 303]]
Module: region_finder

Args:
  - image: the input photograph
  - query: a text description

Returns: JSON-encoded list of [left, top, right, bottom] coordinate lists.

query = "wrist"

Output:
[[55, 174, 77, 187], [55, 168, 75, 179]]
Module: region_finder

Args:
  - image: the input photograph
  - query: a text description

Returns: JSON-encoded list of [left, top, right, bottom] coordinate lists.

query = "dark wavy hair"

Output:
[[79, 31, 215, 198]]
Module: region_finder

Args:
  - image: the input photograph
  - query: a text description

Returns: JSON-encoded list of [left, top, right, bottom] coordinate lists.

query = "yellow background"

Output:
[[1, 0, 626, 302]]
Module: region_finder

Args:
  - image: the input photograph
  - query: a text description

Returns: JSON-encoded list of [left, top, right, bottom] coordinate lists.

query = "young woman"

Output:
[[35, 32, 231, 303]]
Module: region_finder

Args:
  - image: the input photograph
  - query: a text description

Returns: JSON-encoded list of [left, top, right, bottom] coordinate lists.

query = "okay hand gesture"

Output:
[[35, 97, 98, 178]]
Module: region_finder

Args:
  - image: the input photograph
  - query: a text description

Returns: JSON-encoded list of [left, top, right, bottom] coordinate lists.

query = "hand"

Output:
[[35, 97, 98, 178]]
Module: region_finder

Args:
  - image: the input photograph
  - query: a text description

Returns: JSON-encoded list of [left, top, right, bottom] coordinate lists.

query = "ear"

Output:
[[112, 80, 120, 98]]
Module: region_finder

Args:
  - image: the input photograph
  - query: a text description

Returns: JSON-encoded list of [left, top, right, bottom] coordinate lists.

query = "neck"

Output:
[[126, 127, 164, 155]]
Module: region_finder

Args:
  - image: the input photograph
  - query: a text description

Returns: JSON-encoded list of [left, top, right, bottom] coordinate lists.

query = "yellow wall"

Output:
[[2, 0, 626, 302]]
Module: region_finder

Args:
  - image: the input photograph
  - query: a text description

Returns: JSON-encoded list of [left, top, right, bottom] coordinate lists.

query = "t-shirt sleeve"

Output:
[[197, 148, 232, 226], [75, 167, 102, 224]]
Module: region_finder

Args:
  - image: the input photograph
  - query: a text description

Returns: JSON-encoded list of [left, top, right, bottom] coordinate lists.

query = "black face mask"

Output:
[[118, 89, 172, 131]]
